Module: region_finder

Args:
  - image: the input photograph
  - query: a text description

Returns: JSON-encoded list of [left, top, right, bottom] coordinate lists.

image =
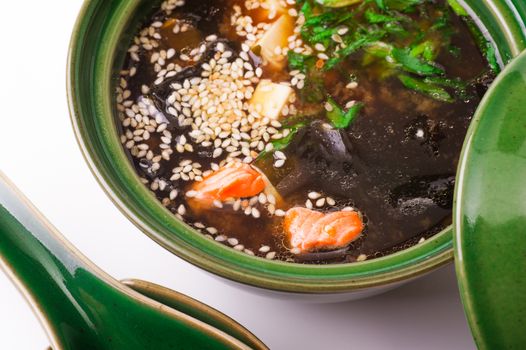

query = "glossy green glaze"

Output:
[[122, 279, 266, 349], [454, 49, 526, 349], [0, 173, 267, 350], [68, 0, 526, 294]]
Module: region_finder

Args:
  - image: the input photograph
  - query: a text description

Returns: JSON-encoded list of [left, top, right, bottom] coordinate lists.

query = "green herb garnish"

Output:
[[289, 0, 491, 105], [326, 98, 364, 128], [398, 75, 454, 102], [391, 47, 444, 76]]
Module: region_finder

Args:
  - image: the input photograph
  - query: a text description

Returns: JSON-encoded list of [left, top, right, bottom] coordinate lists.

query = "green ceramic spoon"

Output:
[[0, 172, 267, 350]]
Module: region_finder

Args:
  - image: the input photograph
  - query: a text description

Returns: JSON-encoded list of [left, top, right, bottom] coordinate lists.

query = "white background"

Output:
[[0, 1, 476, 349]]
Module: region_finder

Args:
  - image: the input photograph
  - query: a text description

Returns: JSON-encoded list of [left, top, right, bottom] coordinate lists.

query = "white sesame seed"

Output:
[[265, 251, 276, 260], [177, 204, 186, 216], [259, 245, 271, 253], [345, 100, 357, 109], [337, 26, 349, 35], [227, 238, 239, 246], [206, 227, 218, 234], [215, 235, 227, 242], [275, 209, 286, 217], [314, 43, 326, 52], [308, 192, 321, 200], [346, 81, 359, 89], [357, 254, 367, 262], [213, 148, 223, 158], [274, 159, 285, 168]]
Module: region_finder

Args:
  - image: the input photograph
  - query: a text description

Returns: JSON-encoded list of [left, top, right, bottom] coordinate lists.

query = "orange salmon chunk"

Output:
[[284, 207, 364, 253], [188, 163, 266, 210]]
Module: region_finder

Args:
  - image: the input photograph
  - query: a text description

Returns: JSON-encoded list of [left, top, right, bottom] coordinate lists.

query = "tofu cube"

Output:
[[257, 14, 295, 70], [249, 80, 294, 119]]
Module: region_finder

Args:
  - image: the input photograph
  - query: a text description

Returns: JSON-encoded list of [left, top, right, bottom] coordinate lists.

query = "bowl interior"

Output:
[[68, 0, 526, 293]]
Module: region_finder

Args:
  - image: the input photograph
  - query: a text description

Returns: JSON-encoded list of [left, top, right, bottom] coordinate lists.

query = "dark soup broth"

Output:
[[115, 0, 495, 263]]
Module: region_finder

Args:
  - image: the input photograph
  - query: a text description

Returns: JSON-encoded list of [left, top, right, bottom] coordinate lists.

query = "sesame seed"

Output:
[[346, 81, 359, 89], [206, 227, 218, 234], [337, 26, 349, 35], [251, 207, 261, 218], [314, 43, 326, 52], [274, 150, 286, 160], [308, 192, 321, 200], [259, 245, 271, 253], [357, 254, 367, 262], [177, 204, 186, 215], [213, 148, 223, 158], [227, 238, 239, 246], [274, 209, 286, 217], [215, 235, 227, 242], [345, 100, 357, 109], [274, 159, 285, 168], [265, 251, 276, 260]]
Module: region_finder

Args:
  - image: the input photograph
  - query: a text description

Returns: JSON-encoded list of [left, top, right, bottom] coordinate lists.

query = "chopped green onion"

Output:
[[315, 0, 362, 8], [447, 0, 468, 16], [391, 47, 444, 76], [398, 75, 454, 102]]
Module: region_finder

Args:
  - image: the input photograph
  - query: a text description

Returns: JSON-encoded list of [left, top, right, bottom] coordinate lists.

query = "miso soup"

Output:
[[115, 0, 495, 263]]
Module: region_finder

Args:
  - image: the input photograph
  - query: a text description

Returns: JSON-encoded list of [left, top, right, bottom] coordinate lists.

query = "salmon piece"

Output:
[[188, 163, 266, 210], [284, 208, 364, 253]]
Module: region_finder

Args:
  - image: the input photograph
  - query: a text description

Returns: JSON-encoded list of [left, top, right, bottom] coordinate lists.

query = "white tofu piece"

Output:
[[249, 80, 293, 119], [256, 14, 295, 70]]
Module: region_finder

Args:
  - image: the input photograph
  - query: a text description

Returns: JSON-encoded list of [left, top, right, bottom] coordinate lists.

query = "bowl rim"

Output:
[[66, 0, 526, 293]]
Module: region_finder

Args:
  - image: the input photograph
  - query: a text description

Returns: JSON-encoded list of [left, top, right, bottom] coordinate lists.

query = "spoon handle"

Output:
[[0, 172, 259, 350], [0, 172, 103, 348]]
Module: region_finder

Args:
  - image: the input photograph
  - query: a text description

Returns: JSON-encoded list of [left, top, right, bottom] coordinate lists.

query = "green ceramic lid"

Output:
[[454, 49, 526, 349]]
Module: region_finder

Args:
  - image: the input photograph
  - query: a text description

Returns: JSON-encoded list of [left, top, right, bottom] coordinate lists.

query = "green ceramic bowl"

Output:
[[68, 0, 526, 297]]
